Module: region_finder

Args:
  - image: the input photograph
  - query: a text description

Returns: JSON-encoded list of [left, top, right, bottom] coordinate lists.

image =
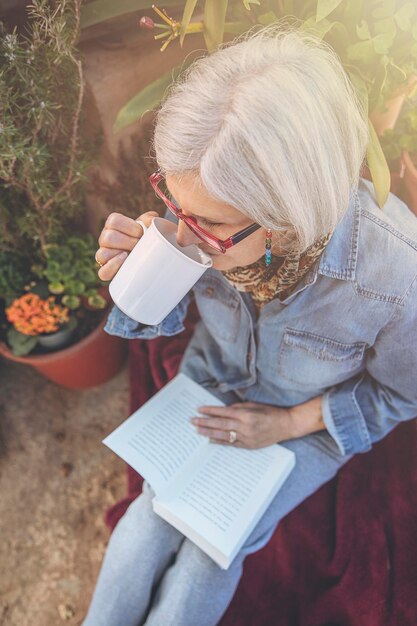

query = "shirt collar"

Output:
[[317, 186, 361, 282], [276, 186, 361, 306]]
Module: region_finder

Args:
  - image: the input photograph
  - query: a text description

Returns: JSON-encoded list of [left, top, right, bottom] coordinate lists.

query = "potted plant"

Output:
[[1, 233, 108, 357], [0, 1, 127, 388], [5, 293, 76, 354], [0, 235, 127, 389]]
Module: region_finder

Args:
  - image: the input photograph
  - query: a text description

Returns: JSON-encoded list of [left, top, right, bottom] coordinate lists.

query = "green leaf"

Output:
[[43, 243, 59, 256], [64, 280, 85, 296], [62, 295, 81, 310], [300, 16, 339, 40], [203, 0, 228, 53], [316, 0, 343, 23], [394, 2, 415, 32], [60, 261, 77, 278], [67, 236, 88, 251], [367, 119, 391, 209], [45, 271, 61, 283], [223, 21, 252, 35], [48, 282, 65, 294], [242, 0, 260, 9], [113, 64, 187, 133], [356, 20, 371, 41], [372, 33, 393, 55], [180, 0, 199, 47], [81, 0, 180, 29], [78, 268, 97, 284], [373, 18, 396, 45], [51, 247, 72, 263], [84, 288, 98, 298], [346, 39, 377, 62], [87, 294, 107, 309], [7, 328, 38, 357], [347, 31, 392, 61]]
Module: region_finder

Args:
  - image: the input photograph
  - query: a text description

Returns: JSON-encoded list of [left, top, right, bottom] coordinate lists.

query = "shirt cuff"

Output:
[[104, 306, 160, 339], [321, 374, 372, 456]]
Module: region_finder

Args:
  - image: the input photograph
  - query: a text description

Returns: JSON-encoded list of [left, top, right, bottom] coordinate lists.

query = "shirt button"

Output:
[[204, 287, 214, 297], [247, 351, 253, 361]]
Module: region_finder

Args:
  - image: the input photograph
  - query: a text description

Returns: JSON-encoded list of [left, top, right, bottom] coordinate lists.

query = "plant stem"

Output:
[[42, 0, 83, 213]]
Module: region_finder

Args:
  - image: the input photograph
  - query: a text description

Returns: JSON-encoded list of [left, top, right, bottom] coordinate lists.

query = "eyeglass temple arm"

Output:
[[230, 223, 262, 245]]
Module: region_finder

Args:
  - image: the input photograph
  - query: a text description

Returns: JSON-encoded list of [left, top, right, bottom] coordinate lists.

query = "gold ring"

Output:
[[229, 430, 237, 444]]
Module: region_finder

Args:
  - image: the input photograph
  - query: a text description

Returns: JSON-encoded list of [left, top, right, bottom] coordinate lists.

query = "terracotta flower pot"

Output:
[[402, 150, 417, 217], [0, 308, 127, 389], [370, 74, 417, 137]]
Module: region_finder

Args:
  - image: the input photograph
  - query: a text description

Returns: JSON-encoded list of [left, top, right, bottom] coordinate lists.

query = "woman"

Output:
[[83, 23, 417, 626]]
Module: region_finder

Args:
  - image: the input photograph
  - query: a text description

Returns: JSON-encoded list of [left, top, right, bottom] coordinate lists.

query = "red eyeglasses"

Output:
[[150, 169, 261, 253]]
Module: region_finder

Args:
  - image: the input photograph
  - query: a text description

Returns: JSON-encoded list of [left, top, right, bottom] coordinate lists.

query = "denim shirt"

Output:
[[104, 178, 417, 457]]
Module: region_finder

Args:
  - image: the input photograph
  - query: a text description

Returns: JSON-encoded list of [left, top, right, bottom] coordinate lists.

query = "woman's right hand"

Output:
[[95, 210, 159, 281]]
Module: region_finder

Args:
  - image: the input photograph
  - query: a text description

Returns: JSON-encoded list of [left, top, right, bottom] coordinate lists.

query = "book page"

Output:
[[156, 442, 295, 558], [178, 445, 275, 532], [102, 373, 224, 495]]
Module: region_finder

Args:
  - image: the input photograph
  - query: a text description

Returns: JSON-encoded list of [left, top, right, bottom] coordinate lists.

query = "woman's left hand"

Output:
[[190, 402, 297, 449]]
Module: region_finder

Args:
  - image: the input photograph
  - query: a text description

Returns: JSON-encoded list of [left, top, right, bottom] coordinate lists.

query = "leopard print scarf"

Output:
[[221, 233, 332, 312]]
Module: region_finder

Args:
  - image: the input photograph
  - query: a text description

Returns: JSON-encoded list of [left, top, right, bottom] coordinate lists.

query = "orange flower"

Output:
[[5, 293, 71, 336]]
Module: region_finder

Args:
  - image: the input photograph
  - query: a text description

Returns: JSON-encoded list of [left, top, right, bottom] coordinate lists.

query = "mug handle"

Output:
[[135, 218, 148, 235]]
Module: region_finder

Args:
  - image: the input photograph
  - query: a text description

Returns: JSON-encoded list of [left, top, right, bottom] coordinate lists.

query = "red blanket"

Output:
[[105, 303, 417, 626]]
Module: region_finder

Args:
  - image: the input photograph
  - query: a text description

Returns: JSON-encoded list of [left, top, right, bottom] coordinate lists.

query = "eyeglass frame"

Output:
[[149, 169, 261, 253]]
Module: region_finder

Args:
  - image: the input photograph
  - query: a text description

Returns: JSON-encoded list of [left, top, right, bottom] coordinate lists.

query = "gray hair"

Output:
[[152, 20, 369, 254]]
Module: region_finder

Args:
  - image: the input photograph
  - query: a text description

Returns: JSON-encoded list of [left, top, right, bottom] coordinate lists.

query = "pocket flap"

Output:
[[283, 328, 366, 362]]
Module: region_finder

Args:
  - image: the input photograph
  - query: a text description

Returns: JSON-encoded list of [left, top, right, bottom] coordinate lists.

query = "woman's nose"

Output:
[[176, 219, 201, 248]]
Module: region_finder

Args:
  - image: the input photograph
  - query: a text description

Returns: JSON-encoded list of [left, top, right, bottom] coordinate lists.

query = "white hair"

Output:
[[152, 20, 369, 254]]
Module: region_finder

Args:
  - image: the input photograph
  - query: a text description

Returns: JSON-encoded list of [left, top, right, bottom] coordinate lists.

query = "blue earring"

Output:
[[265, 229, 272, 266]]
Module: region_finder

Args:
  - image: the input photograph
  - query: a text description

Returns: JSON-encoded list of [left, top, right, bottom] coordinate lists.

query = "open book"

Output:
[[103, 373, 296, 569]]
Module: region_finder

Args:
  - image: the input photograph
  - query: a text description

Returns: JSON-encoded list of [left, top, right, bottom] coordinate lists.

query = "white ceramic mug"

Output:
[[109, 217, 213, 325]]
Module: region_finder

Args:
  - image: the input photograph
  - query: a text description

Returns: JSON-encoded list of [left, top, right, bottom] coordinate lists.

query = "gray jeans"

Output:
[[82, 430, 353, 626]]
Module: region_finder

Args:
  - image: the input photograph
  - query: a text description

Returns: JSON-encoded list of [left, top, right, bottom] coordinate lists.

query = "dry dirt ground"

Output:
[[0, 357, 131, 625]]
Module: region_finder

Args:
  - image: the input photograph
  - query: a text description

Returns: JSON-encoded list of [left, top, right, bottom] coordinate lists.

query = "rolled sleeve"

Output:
[[322, 374, 371, 456], [322, 277, 417, 456], [104, 293, 191, 340]]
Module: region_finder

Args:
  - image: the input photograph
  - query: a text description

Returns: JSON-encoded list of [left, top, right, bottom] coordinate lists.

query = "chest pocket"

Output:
[[278, 328, 366, 389], [193, 279, 241, 343]]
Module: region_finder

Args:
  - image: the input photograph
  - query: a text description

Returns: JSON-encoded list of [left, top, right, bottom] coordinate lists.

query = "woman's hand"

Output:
[[95, 210, 159, 281], [190, 396, 325, 448]]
